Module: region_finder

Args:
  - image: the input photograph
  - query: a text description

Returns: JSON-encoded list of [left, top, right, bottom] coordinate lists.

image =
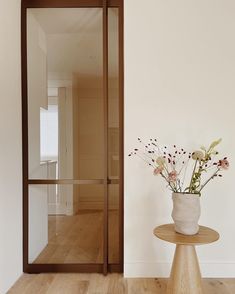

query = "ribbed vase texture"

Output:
[[171, 192, 201, 235]]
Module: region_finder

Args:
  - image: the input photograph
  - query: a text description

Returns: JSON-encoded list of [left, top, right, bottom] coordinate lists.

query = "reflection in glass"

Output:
[[108, 8, 120, 264], [29, 185, 104, 264], [108, 184, 119, 263], [27, 8, 103, 180], [26, 6, 121, 267], [27, 8, 105, 265]]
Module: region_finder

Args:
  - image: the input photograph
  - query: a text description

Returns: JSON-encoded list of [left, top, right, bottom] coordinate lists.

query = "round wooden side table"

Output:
[[154, 224, 219, 294]]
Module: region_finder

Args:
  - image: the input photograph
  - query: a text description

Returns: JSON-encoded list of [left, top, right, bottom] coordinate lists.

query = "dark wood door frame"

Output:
[[21, 0, 124, 274]]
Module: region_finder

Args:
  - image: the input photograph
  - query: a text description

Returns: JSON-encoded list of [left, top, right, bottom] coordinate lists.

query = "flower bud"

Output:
[[192, 151, 204, 160]]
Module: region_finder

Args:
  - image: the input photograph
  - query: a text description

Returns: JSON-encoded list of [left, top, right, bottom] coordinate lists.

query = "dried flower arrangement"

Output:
[[129, 138, 229, 195]]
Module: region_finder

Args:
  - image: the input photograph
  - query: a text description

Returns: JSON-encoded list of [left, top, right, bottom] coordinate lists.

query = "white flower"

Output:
[[156, 156, 166, 166], [192, 150, 204, 160]]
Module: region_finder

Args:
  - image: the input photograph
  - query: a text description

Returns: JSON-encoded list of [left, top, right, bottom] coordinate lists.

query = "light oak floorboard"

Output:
[[223, 278, 235, 293], [8, 274, 56, 294], [202, 279, 231, 294], [8, 274, 235, 294], [34, 210, 118, 264]]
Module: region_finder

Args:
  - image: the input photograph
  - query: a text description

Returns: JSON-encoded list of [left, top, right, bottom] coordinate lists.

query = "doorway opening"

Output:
[[21, 0, 123, 274]]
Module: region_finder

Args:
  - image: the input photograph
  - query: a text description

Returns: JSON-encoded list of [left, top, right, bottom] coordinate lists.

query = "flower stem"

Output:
[[160, 172, 176, 192], [189, 160, 198, 193], [199, 168, 220, 192]]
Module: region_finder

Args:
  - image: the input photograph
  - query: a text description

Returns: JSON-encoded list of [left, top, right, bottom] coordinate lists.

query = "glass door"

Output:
[[22, 0, 123, 274]]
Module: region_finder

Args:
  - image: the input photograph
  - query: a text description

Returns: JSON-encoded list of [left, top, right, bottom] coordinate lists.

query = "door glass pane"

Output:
[[108, 8, 120, 264], [27, 8, 104, 180], [27, 7, 105, 266], [28, 184, 104, 264], [108, 184, 119, 263]]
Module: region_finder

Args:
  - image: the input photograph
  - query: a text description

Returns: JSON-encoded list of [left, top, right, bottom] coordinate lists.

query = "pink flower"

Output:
[[153, 166, 163, 175], [168, 170, 177, 182], [218, 159, 229, 170]]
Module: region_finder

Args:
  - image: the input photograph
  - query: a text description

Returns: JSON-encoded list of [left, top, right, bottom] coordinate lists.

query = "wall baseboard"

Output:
[[124, 262, 235, 278]]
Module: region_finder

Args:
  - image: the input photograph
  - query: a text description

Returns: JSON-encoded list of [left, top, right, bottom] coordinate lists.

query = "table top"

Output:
[[154, 224, 220, 245]]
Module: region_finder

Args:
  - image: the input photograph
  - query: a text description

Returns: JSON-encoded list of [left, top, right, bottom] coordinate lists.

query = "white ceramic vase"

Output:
[[171, 192, 201, 235]]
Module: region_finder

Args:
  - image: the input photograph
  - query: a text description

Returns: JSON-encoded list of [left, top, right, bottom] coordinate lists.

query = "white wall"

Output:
[[27, 11, 48, 176], [0, 1, 22, 293], [29, 184, 48, 263], [124, 0, 235, 277], [27, 11, 49, 265]]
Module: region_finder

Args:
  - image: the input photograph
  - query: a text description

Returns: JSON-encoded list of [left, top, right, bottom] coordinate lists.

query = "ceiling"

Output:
[[30, 8, 118, 77]]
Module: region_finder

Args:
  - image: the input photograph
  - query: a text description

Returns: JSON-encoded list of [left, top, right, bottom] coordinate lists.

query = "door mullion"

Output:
[[103, 0, 109, 276]]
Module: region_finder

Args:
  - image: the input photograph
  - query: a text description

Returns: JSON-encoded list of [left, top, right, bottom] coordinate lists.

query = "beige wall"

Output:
[[0, 1, 22, 293], [73, 76, 105, 210], [125, 0, 235, 277], [72, 76, 119, 211]]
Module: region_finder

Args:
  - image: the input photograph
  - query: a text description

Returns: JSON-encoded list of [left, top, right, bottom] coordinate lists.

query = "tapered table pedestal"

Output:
[[154, 224, 219, 294]]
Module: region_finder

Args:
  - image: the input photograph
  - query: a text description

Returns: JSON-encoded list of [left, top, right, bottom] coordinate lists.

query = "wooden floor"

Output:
[[8, 273, 235, 294], [21, 212, 235, 293], [34, 210, 119, 264]]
